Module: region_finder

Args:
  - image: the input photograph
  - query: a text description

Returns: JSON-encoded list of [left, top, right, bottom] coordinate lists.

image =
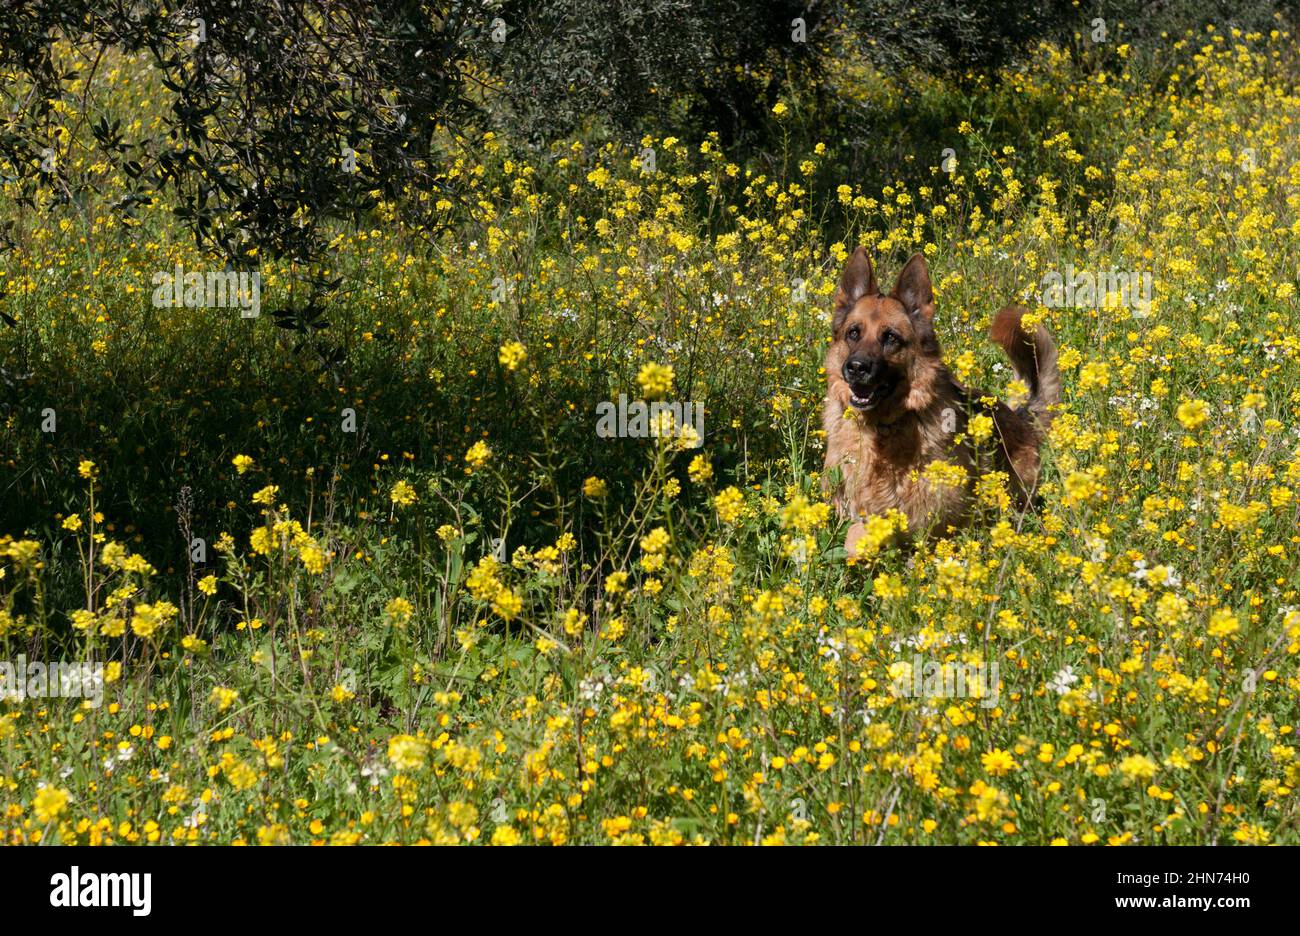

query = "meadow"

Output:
[[2, 25, 1300, 845]]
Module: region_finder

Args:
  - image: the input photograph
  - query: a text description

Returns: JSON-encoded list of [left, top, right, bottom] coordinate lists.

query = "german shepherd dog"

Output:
[[822, 248, 1061, 556]]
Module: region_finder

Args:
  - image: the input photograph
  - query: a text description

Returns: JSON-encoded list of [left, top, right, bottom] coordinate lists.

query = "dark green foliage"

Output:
[[838, 0, 1079, 74], [0, 1, 496, 270], [491, 0, 821, 146]]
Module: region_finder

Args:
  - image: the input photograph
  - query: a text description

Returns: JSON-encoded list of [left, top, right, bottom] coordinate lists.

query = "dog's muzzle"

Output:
[[843, 356, 894, 411]]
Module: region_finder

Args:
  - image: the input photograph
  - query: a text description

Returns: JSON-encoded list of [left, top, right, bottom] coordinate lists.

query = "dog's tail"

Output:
[[990, 305, 1060, 428]]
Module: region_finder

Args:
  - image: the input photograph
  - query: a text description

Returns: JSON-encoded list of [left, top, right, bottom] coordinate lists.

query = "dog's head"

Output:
[[827, 248, 943, 422]]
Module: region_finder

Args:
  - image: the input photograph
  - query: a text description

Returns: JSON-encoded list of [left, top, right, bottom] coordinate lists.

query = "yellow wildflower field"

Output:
[[2, 27, 1299, 848]]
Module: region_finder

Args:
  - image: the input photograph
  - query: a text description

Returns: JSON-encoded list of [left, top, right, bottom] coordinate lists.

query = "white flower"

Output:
[[578, 674, 608, 702], [1048, 665, 1079, 695]]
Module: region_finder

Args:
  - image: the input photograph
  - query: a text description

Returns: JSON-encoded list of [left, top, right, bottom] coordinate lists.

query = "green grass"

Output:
[[2, 29, 1300, 845]]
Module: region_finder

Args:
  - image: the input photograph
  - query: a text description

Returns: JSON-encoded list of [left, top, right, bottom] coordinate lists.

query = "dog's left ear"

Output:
[[892, 253, 935, 322]]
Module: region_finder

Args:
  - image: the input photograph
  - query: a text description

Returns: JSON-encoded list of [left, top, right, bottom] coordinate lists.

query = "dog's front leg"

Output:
[[843, 520, 867, 558]]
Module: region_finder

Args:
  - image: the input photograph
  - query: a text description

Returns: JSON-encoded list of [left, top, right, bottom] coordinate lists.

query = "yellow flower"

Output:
[[1118, 754, 1158, 781], [390, 479, 417, 507], [250, 526, 273, 555], [387, 734, 428, 771], [1155, 592, 1190, 626], [1176, 399, 1209, 430], [687, 454, 713, 484], [130, 600, 178, 639], [850, 510, 908, 560], [975, 472, 1011, 511], [714, 486, 745, 524], [583, 476, 608, 498], [921, 460, 968, 489], [465, 441, 492, 473], [77, 460, 97, 479], [872, 573, 907, 599], [636, 362, 674, 399], [1062, 466, 1105, 506], [1232, 823, 1270, 845], [492, 587, 523, 621], [33, 785, 70, 823], [779, 494, 830, 533], [1, 538, 41, 567], [640, 527, 671, 555], [1078, 361, 1110, 389], [498, 341, 527, 372], [197, 575, 218, 596], [1207, 608, 1240, 638], [122, 554, 156, 576], [561, 608, 586, 636], [981, 749, 1018, 777], [224, 759, 258, 791], [232, 454, 254, 474], [604, 571, 630, 596], [385, 597, 415, 626], [210, 686, 239, 712], [252, 484, 279, 507], [299, 543, 326, 574], [466, 556, 502, 601]]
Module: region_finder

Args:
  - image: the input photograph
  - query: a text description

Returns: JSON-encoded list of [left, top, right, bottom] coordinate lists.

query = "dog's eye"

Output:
[[846, 326, 861, 342], [881, 329, 903, 348]]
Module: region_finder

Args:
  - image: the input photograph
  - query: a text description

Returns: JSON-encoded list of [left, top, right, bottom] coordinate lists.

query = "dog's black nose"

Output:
[[844, 357, 875, 381]]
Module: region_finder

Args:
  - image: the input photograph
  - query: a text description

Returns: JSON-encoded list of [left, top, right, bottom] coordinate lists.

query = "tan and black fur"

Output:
[[822, 248, 1060, 555]]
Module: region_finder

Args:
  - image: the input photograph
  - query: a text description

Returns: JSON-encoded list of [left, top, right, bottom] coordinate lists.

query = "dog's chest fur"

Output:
[[822, 381, 974, 532]]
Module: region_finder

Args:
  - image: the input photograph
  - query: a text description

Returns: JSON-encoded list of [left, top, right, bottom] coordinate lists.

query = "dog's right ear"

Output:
[[833, 247, 877, 332]]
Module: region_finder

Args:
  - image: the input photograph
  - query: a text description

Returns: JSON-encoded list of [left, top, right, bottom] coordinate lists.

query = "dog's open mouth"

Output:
[[848, 380, 896, 411]]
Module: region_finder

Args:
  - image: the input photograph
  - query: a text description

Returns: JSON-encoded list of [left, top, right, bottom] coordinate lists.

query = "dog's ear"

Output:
[[833, 247, 877, 332], [891, 253, 935, 322]]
